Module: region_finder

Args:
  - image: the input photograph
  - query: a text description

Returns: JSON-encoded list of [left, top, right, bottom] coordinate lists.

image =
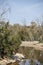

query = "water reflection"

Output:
[[19, 61, 25, 65], [18, 47, 43, 65], [19, 47, 43, 63], [19, 59, 43, 65]]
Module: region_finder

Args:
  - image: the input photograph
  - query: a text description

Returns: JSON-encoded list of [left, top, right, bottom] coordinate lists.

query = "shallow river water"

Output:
[[18, 47, 43, 65], [19, 59, 43, 65]]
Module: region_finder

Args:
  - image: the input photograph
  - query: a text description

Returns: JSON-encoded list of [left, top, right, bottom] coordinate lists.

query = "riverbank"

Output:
[[20, 41, 43, 51], [0, 53, 25, 65], [0, 58, 16, 65]]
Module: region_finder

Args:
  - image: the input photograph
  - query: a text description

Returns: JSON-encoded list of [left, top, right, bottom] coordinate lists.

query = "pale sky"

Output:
[[0, 0, 43, 25]]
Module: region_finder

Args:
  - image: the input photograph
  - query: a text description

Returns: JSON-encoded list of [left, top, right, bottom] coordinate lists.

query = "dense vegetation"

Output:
[[0, 20, 43, 58]]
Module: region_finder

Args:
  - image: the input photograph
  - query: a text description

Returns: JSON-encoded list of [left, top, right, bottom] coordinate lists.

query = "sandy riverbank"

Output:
[[20, 41, 43, 51]]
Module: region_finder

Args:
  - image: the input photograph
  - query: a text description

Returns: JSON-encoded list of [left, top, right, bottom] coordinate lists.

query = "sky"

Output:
[[0, 0, 43, 25]]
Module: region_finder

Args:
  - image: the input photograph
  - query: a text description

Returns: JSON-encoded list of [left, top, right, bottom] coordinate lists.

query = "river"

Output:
[[19, 59, 43, 65], [18, 47, 43, 65]]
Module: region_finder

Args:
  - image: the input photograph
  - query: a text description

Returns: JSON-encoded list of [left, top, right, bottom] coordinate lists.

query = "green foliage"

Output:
[[0, 22, 21, 58]]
